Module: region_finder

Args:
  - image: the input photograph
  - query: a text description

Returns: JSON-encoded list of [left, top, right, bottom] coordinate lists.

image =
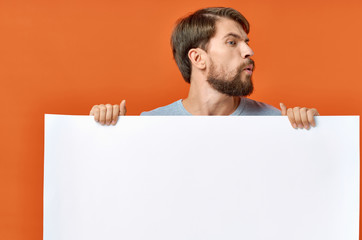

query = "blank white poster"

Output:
[[44, 115, 359, 240]]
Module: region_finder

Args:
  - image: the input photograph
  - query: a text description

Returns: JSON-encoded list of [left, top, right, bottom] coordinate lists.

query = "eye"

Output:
[[227, 40, 237, 46]]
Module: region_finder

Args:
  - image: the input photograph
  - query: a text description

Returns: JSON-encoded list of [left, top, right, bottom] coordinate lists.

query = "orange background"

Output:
[[0, 0, 361, 239]]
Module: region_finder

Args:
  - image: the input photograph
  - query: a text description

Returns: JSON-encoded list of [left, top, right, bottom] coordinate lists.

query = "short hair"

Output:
[[171, 7, 250, 83]]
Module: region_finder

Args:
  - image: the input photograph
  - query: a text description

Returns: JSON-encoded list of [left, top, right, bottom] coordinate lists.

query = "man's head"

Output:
[[171, 7, 255, 96]]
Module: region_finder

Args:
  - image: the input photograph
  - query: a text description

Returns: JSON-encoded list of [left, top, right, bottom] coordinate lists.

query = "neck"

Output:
[[182, 78, 241, 115]]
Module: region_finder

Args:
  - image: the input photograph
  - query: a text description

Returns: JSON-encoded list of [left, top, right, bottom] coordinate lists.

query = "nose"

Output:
[[241, 43, 254, 59]]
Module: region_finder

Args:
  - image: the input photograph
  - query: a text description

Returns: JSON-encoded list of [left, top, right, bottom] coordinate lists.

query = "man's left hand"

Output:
[[280, 103, 319, 130]]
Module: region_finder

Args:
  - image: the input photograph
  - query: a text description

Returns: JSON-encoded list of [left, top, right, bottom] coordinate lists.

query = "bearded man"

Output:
[[90, 7, 319, 129]]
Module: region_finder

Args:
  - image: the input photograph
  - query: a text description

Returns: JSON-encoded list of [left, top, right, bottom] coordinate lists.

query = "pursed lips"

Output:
[[242, 64, 254, 74]]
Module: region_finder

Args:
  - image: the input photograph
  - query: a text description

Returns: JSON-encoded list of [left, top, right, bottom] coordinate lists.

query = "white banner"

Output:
[[44, 115, 359, 240]]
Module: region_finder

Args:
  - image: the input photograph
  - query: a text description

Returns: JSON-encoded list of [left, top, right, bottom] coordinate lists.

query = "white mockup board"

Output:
[[44, 115, 359, 240]]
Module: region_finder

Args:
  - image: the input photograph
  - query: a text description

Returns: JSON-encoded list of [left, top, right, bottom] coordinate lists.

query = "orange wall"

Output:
[[1, 0, 361, 239]]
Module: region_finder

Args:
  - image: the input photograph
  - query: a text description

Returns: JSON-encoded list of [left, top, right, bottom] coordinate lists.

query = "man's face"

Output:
[[205, 18, 255, 96]]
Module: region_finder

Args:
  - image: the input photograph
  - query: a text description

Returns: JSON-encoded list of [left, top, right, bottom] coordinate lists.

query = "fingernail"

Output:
[[298, 124, 303, 128], [111, 120, 116, 125], [293, 123, 297, 129]]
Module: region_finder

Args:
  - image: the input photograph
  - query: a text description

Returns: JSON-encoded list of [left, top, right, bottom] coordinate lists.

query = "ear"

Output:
[[188, 48, 206, 70]]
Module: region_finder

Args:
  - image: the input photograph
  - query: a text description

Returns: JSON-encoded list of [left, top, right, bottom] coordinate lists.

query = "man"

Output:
[[90, 7, 319, 129]]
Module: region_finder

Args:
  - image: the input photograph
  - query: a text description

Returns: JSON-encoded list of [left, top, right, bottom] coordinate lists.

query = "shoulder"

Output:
[[140, 100, 190, 116], [239, 98, 281, 116]]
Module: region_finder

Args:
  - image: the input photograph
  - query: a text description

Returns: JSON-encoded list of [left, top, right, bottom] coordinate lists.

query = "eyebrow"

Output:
[[223, 33, 249, 42]]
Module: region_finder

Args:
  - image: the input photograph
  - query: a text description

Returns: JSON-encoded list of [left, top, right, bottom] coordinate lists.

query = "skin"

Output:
[[90, 17, 319, 129]]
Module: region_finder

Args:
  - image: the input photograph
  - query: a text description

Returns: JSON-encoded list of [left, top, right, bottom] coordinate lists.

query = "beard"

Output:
[[207, 59, 254, 97]]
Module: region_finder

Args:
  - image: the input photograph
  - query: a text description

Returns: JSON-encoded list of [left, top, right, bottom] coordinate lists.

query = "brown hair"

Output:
[[171, 7, 250, 83]]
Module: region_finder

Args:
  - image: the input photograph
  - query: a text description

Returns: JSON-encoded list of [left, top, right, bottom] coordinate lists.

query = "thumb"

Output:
[[280, 103, 287, 116], [119, 100, 127, 115]]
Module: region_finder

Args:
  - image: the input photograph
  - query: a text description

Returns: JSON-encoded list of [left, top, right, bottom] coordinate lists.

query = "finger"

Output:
[[90, 105, 95, 116], [93, 106, 100, 122], [99, 104, 106, 125], [313, 109, 320, 116], [307, 108, 319, 127], [105, 104, 113, 125], [293, 107, 303, 128], [112, 104, 120, 125], [119, 100, 127, 116], [90, 105, 98, 116], [280, 103, 287, 116], [287, 108, 297, 129], [300, 107, 310, 129]]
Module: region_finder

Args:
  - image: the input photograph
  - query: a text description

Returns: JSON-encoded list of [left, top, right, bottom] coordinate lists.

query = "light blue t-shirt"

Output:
[[141, 98, 281, 116]]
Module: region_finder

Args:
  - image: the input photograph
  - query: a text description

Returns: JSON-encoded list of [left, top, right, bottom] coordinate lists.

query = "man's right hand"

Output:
[[89, 100, 127, 125]]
